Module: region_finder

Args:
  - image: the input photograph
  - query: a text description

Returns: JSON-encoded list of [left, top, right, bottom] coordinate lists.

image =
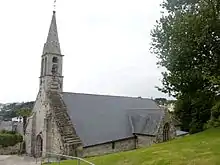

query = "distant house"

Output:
[[12, 116, 23, 123], [0, 121, 13, 132], [0, 117, 23, 135], [12, 121, 23, 135]]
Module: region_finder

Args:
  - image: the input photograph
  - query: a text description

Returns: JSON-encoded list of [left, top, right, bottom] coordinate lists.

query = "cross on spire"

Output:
[[53, 0, 57, 11]]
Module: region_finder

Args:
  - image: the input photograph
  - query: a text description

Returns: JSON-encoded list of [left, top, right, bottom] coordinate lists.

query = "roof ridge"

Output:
[[62, 92, 153, 101]]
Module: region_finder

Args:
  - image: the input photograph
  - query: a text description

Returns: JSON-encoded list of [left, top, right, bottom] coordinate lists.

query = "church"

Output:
[[25, 11, 176, 158]]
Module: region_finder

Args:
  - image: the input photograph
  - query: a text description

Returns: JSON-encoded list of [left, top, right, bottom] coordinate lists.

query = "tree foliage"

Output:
[[0, 130, 23, 148], [154, 98, 167, 105], [0, 101, 34, 120], [151, 0, 220, 132], [205, 100, 220, 128], [16, 108, 32, 135], [16, 108, 32, 118]]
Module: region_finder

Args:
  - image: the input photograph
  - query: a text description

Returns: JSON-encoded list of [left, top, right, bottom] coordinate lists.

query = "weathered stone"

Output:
[[0, 143, 20, 155], [136, 135, 156, 148], [83, 138, 136, 157], [156, 109, 176, 143]]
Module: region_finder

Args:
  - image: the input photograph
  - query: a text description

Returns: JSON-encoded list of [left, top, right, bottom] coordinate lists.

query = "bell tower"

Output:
[[40, 11, 64, 92]]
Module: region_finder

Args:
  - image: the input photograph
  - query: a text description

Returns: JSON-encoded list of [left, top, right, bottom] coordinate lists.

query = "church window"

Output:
[[112, 142, 115, 149], [52, 57, 58, 63], [36, 134, 43, 157], [134, 135, 138, 149], [163, 123, 170, 142], [52, 64, 58, 74], [44, 57, 47, 75], [41, 59, 44, 76]]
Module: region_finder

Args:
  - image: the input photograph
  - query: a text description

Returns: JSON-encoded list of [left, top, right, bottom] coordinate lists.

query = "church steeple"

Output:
[[40, 11, 64, 92], [43, 11, 61, 55]]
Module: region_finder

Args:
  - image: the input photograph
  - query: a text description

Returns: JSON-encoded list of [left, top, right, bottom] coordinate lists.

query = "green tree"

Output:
[[154, 98, 167, 105], [205, 98, 220, 128], [0, 131, 23, 147], [16, 108, 32, 153], [151, 0, 220, 132], [1, 101, 34, 120], [16, 108, 32, 135]]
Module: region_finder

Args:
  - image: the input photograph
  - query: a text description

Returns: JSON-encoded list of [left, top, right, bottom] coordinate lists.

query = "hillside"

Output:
[[49, 128, 220, 165], [0, 101, 34, 120]]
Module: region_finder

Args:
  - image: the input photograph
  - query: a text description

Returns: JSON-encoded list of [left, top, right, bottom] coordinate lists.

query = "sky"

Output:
[[0, 0, 170, 103]]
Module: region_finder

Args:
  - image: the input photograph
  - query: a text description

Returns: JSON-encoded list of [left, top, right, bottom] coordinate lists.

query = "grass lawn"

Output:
[[47, 127, 220, 165]]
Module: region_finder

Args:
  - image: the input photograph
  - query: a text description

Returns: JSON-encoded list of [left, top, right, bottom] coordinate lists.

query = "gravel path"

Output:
[[0, 155, 40, 165]]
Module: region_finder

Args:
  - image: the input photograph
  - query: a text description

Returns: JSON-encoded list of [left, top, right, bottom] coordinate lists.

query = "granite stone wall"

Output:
[[25, 114, 33, 155], [83, 137, 136, 157], [137, 135, 156, 148], [156, 110, 176, 143], [25, 91, 51, 157], [0, 143, 20, 155], [50, 115, 64, 154], [83, 135, 159, 157]]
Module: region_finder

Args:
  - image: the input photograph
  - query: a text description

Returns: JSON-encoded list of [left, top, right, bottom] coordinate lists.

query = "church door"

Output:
[[163, 123, 170, 142], [36, 135, 43, 157]]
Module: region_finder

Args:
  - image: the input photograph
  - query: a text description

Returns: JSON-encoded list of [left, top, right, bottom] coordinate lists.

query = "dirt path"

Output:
[[0, 155, 40, 165]]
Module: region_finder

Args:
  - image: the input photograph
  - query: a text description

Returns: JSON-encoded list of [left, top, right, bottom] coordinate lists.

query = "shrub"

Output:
[[205, 101, 220, 129], [0, 130, 16, 134], [0, 131, 23, 147]]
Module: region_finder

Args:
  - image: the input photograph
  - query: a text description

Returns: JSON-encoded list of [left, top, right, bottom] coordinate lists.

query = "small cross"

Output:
[[53, 0, 57, 11]]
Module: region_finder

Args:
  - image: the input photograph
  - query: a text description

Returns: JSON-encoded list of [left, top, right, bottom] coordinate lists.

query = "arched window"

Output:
[[112, 142, 115, 149], [52, 57, 58, 63], [52, 64, 58, 74], [41, 59, 44, 76], [36, 134, 43, 157], [44, 57, 47, 75], [163, 123, 170, 142]]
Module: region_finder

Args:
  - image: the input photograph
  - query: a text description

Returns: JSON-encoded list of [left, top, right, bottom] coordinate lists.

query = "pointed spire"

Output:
[[46, 11, 59, 43], [43, 11, 61, 55]]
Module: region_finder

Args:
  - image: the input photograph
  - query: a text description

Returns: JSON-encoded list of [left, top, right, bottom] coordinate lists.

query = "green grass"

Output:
[[48, 128, 220, 165]]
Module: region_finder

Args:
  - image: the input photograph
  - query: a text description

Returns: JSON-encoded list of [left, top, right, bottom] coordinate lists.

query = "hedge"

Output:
[[0, 131, 23, 147], [0, 130, 16, 134]]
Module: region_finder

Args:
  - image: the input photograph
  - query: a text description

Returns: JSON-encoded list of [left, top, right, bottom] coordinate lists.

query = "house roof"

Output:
[[61, 92, 164, 147]]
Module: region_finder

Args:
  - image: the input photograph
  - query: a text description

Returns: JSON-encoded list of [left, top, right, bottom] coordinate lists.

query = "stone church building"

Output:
[[25, 11, 176, 158]]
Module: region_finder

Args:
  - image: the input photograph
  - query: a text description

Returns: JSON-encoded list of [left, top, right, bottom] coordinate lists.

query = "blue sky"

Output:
[[0, 0, 169, 103]]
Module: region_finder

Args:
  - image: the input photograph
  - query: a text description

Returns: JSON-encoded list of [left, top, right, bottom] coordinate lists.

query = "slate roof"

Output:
[[61, 92, 164, 147], [128, 109, 164, 135]]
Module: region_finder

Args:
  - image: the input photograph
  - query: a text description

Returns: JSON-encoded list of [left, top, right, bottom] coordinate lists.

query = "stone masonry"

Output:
[[0, 143, 20, 155], [47, 91, 82, 156]]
